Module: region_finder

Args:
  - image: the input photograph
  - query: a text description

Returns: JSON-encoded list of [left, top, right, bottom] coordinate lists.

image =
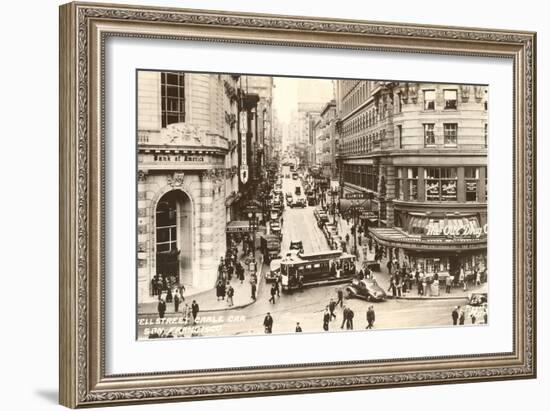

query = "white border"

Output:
[[105, 37, 513, 375]]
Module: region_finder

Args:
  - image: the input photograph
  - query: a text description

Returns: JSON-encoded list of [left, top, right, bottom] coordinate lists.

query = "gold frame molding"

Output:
[[59, 2, 537, 408]]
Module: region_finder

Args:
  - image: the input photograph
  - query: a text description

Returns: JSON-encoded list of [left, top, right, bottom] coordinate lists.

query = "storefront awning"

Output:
[[368, 227, 487, 251], [226, 221, 253, 233], [339, 198, 378, 214]]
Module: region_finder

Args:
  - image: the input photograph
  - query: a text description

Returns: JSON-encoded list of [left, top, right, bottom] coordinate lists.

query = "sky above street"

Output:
[[273, 77, 335, 124]]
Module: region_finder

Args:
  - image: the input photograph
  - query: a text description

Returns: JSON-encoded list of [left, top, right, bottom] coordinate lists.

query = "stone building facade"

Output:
[[137, 71, 240, 301], [335, 80, 488, 278], [314, 100, 337, 179]]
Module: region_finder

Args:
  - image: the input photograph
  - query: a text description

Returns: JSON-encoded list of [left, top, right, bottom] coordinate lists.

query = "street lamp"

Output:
[[248, 211, 258, 257]]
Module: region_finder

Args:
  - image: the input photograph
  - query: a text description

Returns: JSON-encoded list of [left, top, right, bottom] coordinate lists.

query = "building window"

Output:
[[484, 166, 488, 201], [444, 89, 458, 109], [396, 169, 404, 200], [465, 167, 479, 202], [395, 167, 417, 201], [425, 167, 457, 201], [424, 123, 435, 146], [396, 93, 403, 113], [407, 167, 418, 200], [424, 90, 435, 110], [484, 123, 488, 147], [443, 123, 458, 146], [366, 166, 378, 192], [161, 72, 185, 128], [397, 125, 402, 148], [156, 200, 178, 252], [484, 90, 488, 110]]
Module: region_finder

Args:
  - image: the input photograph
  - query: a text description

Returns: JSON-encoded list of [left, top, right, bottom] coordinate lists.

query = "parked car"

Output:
[[345, 278, 387, 302], [270, 221, 281, 235], [464, 289, 488, 323]]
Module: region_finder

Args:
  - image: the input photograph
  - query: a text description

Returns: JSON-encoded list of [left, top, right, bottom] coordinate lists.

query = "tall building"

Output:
[[136, 71, 241, 300], [241, 76, 274, 173], [336, 80, 488, 278], [314, 100, 337, 179]]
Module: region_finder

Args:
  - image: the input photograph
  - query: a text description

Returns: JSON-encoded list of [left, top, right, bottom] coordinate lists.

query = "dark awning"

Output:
[[339, 198, 378, 214], [226, 221, 253, 233]]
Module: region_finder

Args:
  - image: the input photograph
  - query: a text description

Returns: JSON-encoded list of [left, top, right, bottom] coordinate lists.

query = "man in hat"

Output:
[[263, 312, 273, 334], [452, 306, 459, 325]]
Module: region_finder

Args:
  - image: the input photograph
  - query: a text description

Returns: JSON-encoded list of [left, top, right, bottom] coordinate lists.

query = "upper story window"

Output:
[[443, 123, 458, 146], [484, 123, 488, 147], [444, 89, 458, 110], [396, 125, 403, 148], [424, 90, 435, 110], [161, 72, 185, 128], [396, 93, 403, 113], [424, 123, 436, 146]]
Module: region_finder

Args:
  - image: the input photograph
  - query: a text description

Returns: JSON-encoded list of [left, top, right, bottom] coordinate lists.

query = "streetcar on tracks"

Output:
[[279, 249, 356, 293]]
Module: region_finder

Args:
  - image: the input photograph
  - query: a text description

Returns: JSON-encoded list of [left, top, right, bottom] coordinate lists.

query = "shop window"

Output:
[[424, 90, 435, 110], [443, 123, 458, 146], [424, 123, 435, 146], [407, 167, 418, 200], [425, 167, 457, 201], [396, 168, 404, 200], [465, 167, 480, 202], [161, 72, 185, 128], [444, 89, 458, 109]]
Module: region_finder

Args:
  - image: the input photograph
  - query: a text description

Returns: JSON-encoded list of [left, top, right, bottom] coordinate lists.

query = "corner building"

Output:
[[335, 80, 488, 278], [137, 71, 241, 301]]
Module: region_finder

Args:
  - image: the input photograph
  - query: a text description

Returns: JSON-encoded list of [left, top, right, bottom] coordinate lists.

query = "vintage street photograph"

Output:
[[136, 71, 488, 339]]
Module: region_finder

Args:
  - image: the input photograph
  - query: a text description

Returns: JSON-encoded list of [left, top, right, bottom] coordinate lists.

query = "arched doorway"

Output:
[[155, 190, 193, 289]]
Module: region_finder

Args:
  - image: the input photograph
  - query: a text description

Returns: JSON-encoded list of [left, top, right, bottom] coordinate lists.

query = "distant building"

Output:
[[314, 100, 337, 179], [335, 80, 488, 278]]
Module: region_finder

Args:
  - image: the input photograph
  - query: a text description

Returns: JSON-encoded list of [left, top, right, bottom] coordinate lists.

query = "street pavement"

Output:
[[137, 281, 474, 339], [137, 175, 486, 339]]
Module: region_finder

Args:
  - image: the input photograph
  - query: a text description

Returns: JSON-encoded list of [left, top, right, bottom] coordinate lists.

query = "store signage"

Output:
[[426, 222, 488, 238], [153, 154, 206, 163], [240, 166, 249, 184], [345, 192, 369, 199]]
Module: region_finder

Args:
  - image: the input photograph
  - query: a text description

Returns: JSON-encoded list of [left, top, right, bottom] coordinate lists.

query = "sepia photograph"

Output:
[[136, 71, 489, 340]]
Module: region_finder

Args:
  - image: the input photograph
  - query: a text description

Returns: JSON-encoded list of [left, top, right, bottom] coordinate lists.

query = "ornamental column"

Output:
[[198, 170, 215, 288], [137, 170, 151, 302]]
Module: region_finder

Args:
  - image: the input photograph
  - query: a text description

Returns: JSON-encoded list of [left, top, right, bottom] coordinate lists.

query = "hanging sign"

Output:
[[240, 166, 249, 184]]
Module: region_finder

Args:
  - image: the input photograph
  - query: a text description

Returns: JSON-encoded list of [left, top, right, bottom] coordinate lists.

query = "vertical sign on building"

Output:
[[239, 111, 249, 184]]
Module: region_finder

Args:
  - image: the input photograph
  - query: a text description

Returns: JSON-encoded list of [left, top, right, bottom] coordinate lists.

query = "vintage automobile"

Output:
[[270, 209, 280, 221], [270, 221, 281, 235], [290, 196, 305, 208], [289, 240, 304, 253], [468, 292, 488, 306], [285, 193, 293, 205], [265, 258, 282, 283], [463, 289, 488, 323], [345, 278, 387, 302], [314, 208, 329, 225]]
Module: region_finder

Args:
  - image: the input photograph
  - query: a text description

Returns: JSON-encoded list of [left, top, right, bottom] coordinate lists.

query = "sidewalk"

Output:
[[336, 217, 485, 301], [139, 251, 268, 316]]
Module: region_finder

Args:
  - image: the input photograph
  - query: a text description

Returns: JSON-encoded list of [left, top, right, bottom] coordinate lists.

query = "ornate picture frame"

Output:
[[59, 2, 536, 408]]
